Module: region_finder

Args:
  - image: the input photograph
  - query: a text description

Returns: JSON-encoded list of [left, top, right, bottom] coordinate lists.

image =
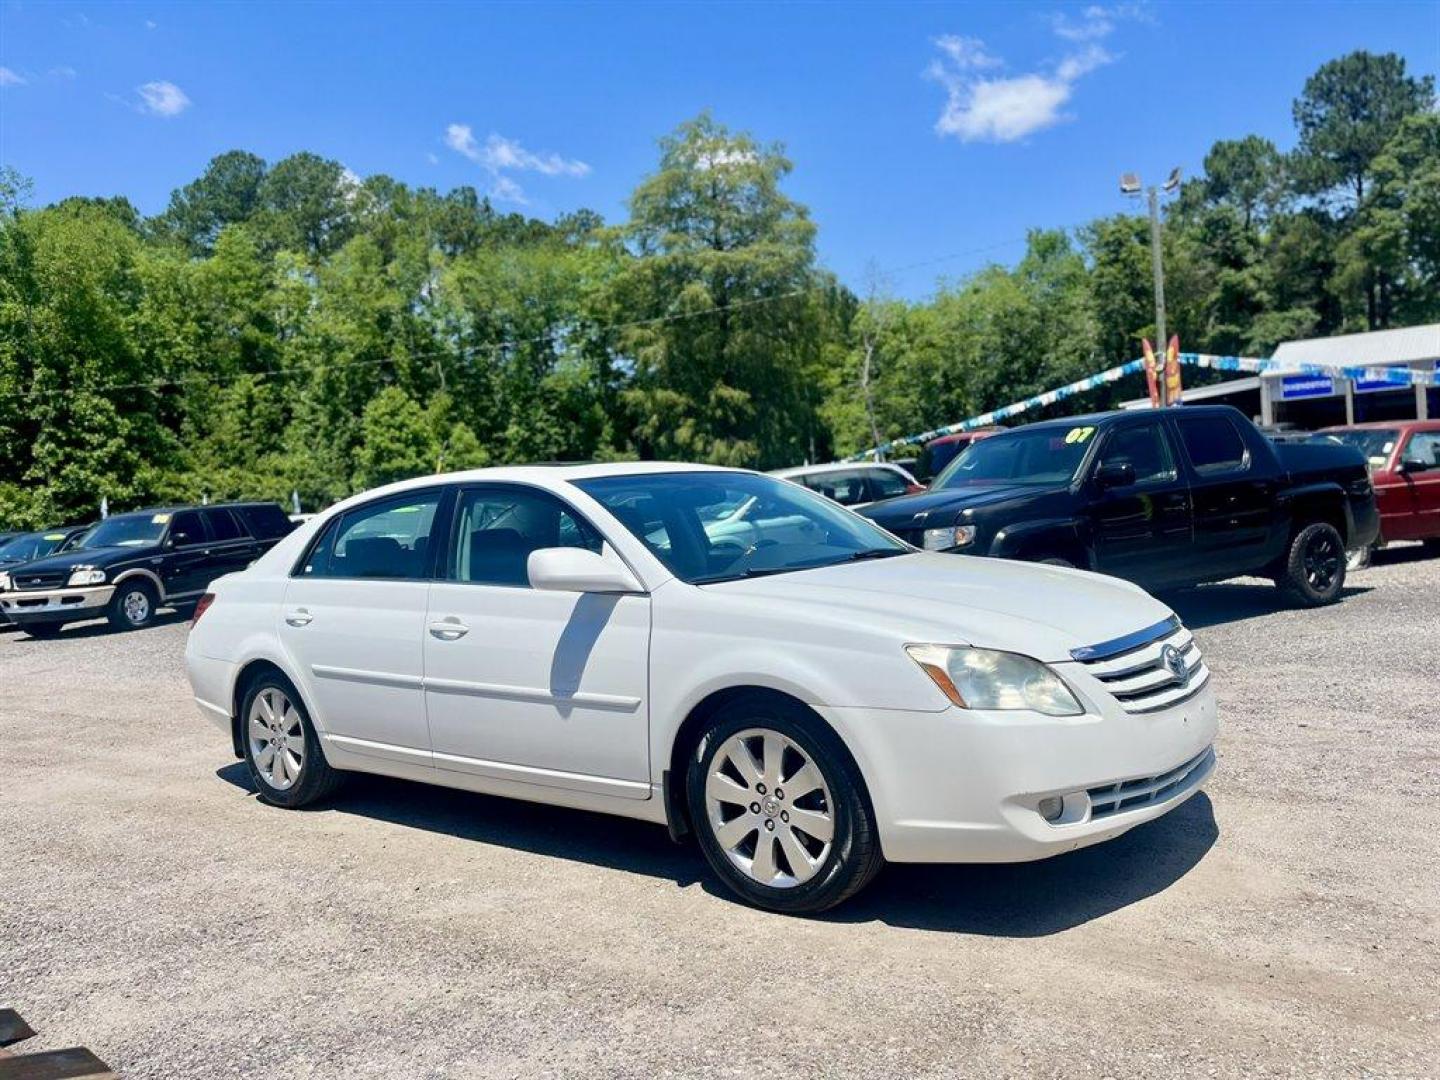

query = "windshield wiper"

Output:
[[837, 548, 908, 563]]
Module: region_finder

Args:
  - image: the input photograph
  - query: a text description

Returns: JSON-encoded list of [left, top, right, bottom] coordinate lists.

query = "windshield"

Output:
[[78, 514, 169, 549], [1327, 429, 1398, 469], [573, 471, 909, 585], [0, 531, 70, 562], [935, 425, 1095, 488]]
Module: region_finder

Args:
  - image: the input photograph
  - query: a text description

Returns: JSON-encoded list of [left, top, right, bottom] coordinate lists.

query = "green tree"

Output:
[[160, 150, 267, 255]]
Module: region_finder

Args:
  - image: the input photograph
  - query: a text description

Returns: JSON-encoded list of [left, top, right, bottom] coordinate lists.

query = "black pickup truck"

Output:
[[861, 405, 1379, 605], [0, 502, 293, 637]]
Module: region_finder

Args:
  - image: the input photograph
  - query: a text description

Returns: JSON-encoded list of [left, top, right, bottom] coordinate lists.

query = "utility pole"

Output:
[[1121, 168, 1182, 407]]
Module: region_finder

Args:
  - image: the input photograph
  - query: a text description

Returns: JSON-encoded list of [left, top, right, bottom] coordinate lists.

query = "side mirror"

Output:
[[1398, 458, 1431, 474], [1094, 462, 1137, 489], [528, 547, 644, 594]]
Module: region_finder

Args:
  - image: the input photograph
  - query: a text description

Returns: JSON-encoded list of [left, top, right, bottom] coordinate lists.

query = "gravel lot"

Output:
[[2, 550, 1437, 1079]]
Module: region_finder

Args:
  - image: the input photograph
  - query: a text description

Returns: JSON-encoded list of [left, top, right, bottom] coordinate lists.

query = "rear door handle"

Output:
[[428, 618, 469, 640], [285, 608, 313, 627]]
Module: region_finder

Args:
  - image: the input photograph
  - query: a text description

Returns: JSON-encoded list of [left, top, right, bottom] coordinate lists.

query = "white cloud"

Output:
[[927, 6, 1142, 143], [443, 123, 590, 203], [0, 67, 26, 87], [426, 152, 440, 165], [146, 19, 158, 30], [135, 79, 190, 117], [49, 66, 78, 80]]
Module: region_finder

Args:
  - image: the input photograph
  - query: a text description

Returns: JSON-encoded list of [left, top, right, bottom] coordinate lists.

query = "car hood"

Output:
[[701, 552, 1170, 662], [3, 545, 150, 574], [863, 483, 1051, 525]]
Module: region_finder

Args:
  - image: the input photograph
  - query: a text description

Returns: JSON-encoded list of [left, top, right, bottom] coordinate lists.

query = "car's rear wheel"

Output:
[[1278, 522, 1346, 606], [107, 580, 158, 631], [685, 696, 882, 914], [241, 675, 343, 808]]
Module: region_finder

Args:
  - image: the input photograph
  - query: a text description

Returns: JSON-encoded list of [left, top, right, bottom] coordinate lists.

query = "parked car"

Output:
[[0, 524, 92, 572], [771, 461, 924, 509], [0, 502, 294, 637], [911, 428, 1007, 482], [860, 405, 1379, 606], [187, 463, 1216, 914], [1321, 420, 1440, 558]]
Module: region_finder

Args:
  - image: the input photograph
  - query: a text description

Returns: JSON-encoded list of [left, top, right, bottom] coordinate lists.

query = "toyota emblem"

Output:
[[1161, 644, 1187, 682]]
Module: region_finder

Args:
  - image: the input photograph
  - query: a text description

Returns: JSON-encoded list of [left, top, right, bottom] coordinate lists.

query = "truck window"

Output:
[[1176, 416, 1248, 475], [237, 504, 294, 540], [1098, 424, 1176, 485], [203, 508, 245, 542]]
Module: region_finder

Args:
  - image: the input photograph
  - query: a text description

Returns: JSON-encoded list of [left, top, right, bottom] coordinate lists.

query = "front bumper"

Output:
[[818, 674, 1218, 864], [0, 585, 115, 626]]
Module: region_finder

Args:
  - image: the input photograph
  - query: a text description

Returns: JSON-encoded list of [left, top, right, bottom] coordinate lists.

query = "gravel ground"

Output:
[[2, 550, 1437, 1079]]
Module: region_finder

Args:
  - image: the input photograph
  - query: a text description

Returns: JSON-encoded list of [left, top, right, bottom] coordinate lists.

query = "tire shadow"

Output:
[[1159, 583, 1370, 629], [216, 762, 1216, 936]]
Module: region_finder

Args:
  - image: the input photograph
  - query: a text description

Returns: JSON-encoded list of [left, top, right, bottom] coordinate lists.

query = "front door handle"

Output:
[[285, 608, 313, 627], [428, 618, 469, 640]]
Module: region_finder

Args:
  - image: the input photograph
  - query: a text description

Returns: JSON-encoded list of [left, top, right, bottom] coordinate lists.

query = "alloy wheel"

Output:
[[705, 728, 835, 888], [122, 589, 150, 625], [1303, 532, 1342, 591], [248, 687, 305, 790]]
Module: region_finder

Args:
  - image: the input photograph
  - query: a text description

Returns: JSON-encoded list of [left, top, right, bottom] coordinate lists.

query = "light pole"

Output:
[[1120, 167, 1181, 406]]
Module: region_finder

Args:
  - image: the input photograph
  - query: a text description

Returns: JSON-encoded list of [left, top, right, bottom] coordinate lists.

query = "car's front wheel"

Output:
[[686, 696, 882, 914], [241, 675, 343, 808], [107, 580, 158, 631]]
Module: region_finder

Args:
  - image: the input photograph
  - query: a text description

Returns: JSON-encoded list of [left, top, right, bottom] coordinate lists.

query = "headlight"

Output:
[[67, 567, 107, 586], [905, 644, 1083, 715], [921, 525, 977, 550]]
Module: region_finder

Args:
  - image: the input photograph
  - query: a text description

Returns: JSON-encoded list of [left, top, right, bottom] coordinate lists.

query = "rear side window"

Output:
[[204, 509, 245, 542], [299, 491, 441, 580], [238, 504, 294, 540], [867, 467, 910, 499], [1176, 416, 1249, 475], [805, 470, 869, 506]]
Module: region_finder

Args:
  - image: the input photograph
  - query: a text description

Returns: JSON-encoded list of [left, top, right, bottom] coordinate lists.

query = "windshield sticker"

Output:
[[1064, 426, 1096, 445], [152, 513, 171, 524]]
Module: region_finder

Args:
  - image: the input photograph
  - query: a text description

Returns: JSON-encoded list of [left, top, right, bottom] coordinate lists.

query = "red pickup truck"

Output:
[[1322, 420, 1440, 557]]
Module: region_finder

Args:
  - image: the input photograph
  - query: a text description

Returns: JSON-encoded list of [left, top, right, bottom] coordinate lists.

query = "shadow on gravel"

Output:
[[218, 763, 1216, 936], [0, 609, 190, 641], [1160, 584, 1370, 629]]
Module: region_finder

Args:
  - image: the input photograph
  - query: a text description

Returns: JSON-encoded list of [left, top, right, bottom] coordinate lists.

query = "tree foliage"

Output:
[[1, 52, 1435, 526]]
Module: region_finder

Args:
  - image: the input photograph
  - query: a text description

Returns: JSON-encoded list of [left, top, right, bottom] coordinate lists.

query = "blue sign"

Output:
[[1280, 374, 1336, 400]]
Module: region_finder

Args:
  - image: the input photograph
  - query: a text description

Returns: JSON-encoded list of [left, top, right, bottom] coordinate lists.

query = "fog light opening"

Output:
[[1038, 795, 1065, 822]]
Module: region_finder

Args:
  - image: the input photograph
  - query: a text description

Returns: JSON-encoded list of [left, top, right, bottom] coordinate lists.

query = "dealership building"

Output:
[[1122, 324, 1440, 428]]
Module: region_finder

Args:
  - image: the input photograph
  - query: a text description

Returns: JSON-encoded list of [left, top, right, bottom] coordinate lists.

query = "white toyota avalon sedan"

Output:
[[186, 463, 1217, 913]]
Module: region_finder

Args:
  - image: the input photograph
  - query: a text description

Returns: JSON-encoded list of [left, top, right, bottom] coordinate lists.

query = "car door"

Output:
[[200, 508, 261, 581], [1087, 419, 1193, 587], [278, 487, 447, 765], [157, 509, 214, 599], [1397, 430, 1440, 540], [1171, 413, 1281, 579], [423, 483, 651, 799]]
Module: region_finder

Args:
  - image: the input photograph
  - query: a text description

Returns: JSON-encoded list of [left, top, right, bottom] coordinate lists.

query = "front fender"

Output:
[[987, 517, 1089, 564]]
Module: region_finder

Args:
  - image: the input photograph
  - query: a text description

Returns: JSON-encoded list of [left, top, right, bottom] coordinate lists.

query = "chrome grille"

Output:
[[1072, 615, 1210, 714], [11, 570, 67, 591], [1088, 746, 1214, 820]]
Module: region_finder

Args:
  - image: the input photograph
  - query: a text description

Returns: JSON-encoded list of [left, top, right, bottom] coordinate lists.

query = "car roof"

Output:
[[1321, 419, 1440, 432], [770, 461, 901, 478], [927, 428, 1005, 446], [991, 404, 1246, 435], [105, 501, 281, 519]]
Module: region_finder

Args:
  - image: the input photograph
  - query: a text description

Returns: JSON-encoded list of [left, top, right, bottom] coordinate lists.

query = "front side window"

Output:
[[1097, 424, 1177, 485], [450, 487, 601, 587], [1176, 416, 1248, 475], [574, 471, 908, 585], [867, 467, 910, 500], [169, 511, 207, 548], [300, 491, 441, 579], [1404, 432, 1440, 467], [805, 470, 869, 506]]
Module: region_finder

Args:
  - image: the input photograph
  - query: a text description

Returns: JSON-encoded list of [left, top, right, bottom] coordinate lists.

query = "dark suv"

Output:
[[0, 503, 293, 637]]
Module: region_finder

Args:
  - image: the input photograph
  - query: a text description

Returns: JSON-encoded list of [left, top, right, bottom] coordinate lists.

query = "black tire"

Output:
[[1277, 522, 1346, 607], [107, 579, 159, 631], [22, 623, 63, 639], [685, 695, 883, 914], [1423, 538, 1440, 557], [240, 672, 344, 808]]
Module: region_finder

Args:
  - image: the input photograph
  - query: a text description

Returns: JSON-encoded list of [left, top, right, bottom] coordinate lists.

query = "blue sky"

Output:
[[2, 1, 1436, 298]]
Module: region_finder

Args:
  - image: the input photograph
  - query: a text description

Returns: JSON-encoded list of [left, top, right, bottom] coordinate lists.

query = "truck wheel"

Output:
[[107, 580, 158, 631], [1278, 522, 1346, 607]]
